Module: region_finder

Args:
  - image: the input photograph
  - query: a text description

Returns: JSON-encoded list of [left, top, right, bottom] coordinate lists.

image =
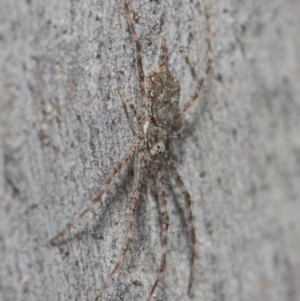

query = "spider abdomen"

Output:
[[145, 65, 180, 129]]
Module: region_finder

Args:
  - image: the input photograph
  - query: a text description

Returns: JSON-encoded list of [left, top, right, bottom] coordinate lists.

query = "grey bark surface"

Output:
[[1, 0, 300, 301]]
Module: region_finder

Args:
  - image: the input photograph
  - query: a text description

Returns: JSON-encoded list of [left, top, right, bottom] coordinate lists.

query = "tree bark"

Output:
[[1, 0, 300, 301]]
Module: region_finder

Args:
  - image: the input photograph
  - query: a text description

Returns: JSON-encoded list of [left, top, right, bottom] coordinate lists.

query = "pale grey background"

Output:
[[1, 0, 300, 301]]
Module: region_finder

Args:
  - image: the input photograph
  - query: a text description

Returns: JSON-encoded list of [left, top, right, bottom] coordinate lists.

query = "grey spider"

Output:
[[51, 0, 212, 300]]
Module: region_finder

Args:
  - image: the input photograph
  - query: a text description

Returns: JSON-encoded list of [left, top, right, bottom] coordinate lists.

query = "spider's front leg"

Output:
[[171, 116, 185, 139], [165, 156, 196, 295], [147, 169, 169, 301], [50, 138, 140, 244], [94, 153, 144, 301]]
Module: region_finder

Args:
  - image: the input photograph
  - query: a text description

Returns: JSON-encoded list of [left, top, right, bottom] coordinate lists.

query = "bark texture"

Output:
[[1, 0, 300, 301]]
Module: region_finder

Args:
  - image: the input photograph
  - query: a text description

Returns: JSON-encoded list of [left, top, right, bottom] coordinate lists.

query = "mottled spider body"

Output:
[[51, 0, 212, 300], [144, 49, 181, 156], [145, 54, 180, 129]]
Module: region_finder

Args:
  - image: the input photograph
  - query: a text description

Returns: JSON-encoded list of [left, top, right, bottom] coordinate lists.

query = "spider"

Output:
[[51, 0, 212, 300]]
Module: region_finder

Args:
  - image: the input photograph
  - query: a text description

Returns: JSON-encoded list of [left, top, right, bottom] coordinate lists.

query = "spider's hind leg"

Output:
[[123, 0, 145, 98], [177, 7, 213, 116], [118, 87, 142, 125], [157, 38, 169, 69]]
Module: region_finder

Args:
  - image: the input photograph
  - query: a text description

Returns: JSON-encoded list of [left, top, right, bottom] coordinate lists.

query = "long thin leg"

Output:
[[118, 87, 142, 125], [157, 38, 168, 69], [171, 116, 184, 139], [165, 156, 195, 294], [123, 0, 145, 98], [177, 7, 212, 116], [50, 138, 140, 244], [94, 153, 144, 300], [147, 169, 169, 301]]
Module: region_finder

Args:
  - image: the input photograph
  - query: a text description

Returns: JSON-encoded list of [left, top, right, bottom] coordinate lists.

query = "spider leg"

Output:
[[123, 0, 145, 98], [177, 7, 212, 116], [94, 153, 144, 300], [171, 116, 184, 139], [118, 87, 142, 126], [165, 157, 195, 295], [147, 169, 169, 301], [50, 138, 140, 244], [157, 38, 168, 69]]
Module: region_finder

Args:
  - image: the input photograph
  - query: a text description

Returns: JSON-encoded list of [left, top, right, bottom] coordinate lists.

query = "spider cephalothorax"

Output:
[[146, 123, 167, 155]]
